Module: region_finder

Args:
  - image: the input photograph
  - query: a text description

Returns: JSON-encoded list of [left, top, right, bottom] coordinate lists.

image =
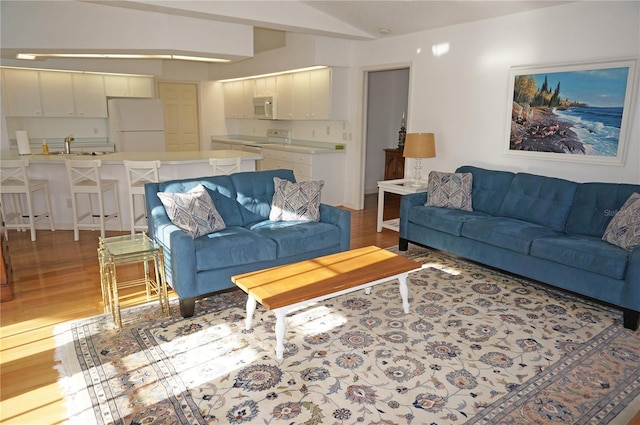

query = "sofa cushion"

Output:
[[425, 171, 473, 211], [498, 173, 577, 232], [602, 192, 640, 251], [530, 235, 629, 280], [230, 169, 297, 225], [461, 217, 561, 254], [249, 220, 340, 258], [456, 166, 515, 216], [269, 177, 324, 221], [194, 226, 277, 270], [157, 184, 226, 238], [156, 176, 243, 227], [408, 206, 490, 236], [565, 183, 640, 238]]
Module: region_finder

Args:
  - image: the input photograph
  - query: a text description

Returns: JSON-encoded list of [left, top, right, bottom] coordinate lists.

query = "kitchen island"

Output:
[[0, 149, 262, 234]]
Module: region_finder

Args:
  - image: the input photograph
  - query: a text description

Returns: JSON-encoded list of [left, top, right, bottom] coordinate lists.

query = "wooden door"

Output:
[[158, 82, 200, 152]]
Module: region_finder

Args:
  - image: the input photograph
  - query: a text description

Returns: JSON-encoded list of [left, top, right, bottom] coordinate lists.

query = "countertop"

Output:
[[0, 149, 262, 165], [211, 135, 346, 154]]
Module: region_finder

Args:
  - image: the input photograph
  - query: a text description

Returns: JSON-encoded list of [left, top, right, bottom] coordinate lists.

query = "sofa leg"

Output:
[[179, 298, 196, 318], [622, 309, 640, 330], [399, 238, 409, 251]]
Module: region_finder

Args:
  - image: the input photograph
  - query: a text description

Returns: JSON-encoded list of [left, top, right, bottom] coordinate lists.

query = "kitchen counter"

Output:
[[211, 136, 346, 154], [0, 149, 262, 234], [1, 149, 262, 164]]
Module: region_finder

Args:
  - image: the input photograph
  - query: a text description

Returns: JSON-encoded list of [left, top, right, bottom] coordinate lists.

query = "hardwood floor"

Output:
[[0, 193, 400, 424]]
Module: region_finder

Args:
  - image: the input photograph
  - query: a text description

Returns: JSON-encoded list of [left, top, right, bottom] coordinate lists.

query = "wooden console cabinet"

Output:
[[384, 148, 405, 180]]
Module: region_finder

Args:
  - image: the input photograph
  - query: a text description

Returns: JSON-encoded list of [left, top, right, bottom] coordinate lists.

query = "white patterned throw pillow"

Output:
[[602, 192, 640, 251], [157, 184, 226, 238], [269, 177, 324, 222], [425, 171, 473, 211]]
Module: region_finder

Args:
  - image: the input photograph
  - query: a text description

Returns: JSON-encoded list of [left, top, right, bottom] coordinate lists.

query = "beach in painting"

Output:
[[510, 105, 623, 156]]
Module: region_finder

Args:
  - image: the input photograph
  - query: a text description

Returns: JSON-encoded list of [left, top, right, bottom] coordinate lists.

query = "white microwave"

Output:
[[253, 96, 278, 120]]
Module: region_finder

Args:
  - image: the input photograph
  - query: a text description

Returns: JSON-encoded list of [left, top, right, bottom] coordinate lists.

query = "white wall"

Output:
[[344, 1, 640, 208]]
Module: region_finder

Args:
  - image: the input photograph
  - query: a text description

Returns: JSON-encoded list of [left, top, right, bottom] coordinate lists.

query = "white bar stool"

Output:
[[123, 160, 161, 235], [65, 159, 121, 241], [0, 159, 55, 242], [209, 157, 241, 175]]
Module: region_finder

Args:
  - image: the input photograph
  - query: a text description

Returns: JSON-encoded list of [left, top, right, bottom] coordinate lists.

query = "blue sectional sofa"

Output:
[[399, 165, 640, 330], [145, 169, 351, 317]]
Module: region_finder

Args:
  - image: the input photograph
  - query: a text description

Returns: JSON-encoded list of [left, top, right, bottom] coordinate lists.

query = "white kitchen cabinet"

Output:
[[2, 68, 43, 117], [211, 141, 233, 150], [72, 73, 107, 117], [275, 74, 294, 120], [254, 77, 276, 97], [223, 80, 255, 118], [104, 75, 154, 98], [40, 71, 75, 117], [261, 147, 345, 205], [291, 68, 347, 121]]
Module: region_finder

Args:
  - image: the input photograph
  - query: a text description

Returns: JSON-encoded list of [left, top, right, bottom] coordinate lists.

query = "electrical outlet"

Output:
[[93, 127, 98, 134], [66, 199, 72, 208], [342, 132, 348, 141], [326, 126, 330, 135], [312, 130, 316, 138]]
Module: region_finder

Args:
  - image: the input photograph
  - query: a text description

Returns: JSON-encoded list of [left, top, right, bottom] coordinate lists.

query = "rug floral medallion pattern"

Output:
[[55, 246, 640, 425]]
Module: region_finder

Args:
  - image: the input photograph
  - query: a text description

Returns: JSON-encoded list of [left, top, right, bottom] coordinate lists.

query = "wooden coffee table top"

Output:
[[231, 246, 421, 310]]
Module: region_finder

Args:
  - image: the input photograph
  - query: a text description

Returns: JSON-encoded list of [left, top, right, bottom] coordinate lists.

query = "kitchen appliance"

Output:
[[108, 98, 166, 152], [253, 96, 278, 120]]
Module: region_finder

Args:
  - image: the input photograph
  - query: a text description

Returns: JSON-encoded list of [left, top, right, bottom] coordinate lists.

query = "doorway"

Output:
[[363, 67, 410, 195], [157, 82, 200, 152]]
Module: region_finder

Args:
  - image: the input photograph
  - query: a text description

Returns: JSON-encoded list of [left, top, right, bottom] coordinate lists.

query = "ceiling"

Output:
[[88, 0, 571, 41], [3, 1, 573, 63]]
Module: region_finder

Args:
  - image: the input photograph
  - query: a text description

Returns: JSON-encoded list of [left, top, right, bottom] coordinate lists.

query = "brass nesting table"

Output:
[[98, 232, 170, 328]]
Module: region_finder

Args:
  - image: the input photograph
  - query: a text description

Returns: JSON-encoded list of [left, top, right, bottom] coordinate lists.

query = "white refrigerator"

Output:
[[108, 98, 166, 152]]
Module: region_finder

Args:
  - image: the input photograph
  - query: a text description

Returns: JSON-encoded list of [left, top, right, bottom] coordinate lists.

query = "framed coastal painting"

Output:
[[505, 58, 638, 165]]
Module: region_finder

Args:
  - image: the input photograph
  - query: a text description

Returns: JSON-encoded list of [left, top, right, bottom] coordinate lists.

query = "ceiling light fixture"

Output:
[[379, 28, 392, 35], [218, 66, 328, 83], [16, 53, 230, 63]]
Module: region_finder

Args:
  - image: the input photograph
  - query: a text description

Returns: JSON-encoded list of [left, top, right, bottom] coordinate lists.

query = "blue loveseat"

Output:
[[399, 165, 640, 330], [145, 169, 351, 317]]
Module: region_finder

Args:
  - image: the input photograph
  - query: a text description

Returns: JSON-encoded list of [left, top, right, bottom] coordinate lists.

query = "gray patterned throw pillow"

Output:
[[425, 171, 473, 211], [602, 192, 640, 251], [269, 177, 324, 222], [157, 184, 226, 238]]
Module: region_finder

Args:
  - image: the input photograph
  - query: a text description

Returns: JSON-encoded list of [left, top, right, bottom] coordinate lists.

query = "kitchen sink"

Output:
[[53, 151, 112, 156]]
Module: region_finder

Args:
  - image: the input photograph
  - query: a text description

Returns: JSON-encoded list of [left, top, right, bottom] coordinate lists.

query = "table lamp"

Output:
[[403, 132, 435, 187]]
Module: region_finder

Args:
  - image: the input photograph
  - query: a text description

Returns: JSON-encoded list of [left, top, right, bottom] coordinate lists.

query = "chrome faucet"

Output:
[[64, 135, 74, 154]]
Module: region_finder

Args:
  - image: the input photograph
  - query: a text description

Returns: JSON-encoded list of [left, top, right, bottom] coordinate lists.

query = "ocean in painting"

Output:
[[554, 106, 622, 157]]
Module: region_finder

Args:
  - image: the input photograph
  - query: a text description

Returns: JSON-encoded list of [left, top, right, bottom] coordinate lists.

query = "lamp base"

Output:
[[410, 180, 424, 188]]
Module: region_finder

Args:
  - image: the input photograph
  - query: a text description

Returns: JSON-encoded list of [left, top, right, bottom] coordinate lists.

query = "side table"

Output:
[[98, 232, 170, 328], [377, 179, 429, 232]]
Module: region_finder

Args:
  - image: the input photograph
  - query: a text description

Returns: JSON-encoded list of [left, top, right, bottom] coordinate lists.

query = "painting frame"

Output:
[[504, 58, 638, 165]]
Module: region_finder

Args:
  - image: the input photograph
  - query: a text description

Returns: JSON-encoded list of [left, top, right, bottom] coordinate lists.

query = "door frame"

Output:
[[356, 62, 413, 210]]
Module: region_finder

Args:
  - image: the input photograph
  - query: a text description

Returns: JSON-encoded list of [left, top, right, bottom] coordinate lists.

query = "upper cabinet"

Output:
[[2, 68, 151, 118], [72, 73, 107, 117], [222, 67, 347, 121], [223, 80, 255, 119], [2, 68, 43, 117], [104, 75, 154, 98]]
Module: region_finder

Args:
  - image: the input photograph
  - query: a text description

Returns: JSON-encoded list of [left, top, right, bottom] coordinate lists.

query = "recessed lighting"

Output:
[[379, 28, 392, 35], [15, 53, 230, 63]]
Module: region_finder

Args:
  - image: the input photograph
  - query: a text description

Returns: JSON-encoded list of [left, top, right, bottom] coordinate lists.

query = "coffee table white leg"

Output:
[[398, 272, 410, 313], [274, 309, 287, 359], [245, 294, 257, 330]]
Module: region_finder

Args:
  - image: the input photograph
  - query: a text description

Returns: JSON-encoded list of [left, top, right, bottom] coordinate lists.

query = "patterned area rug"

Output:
[[55, 245, 640, 424]]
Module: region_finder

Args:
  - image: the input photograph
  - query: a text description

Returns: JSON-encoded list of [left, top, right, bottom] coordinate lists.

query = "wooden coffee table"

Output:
[[231, 246, 423, 359]]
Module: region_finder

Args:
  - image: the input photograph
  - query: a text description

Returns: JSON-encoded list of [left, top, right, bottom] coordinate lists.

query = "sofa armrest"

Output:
[[144, 182, 197, 298], [399, 192, 427, 239], [319, 204, 351, 251]]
